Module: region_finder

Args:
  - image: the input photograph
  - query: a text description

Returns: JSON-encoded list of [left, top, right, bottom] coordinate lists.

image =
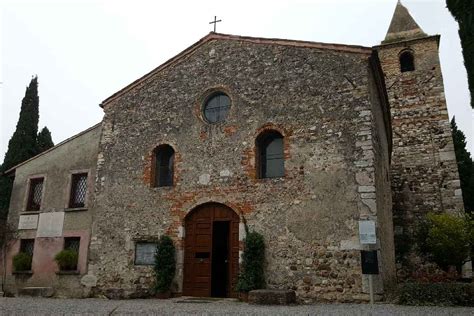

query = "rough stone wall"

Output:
[[376, 37, 464, 267], [2, 124, 101, 297], [89, 38, 392, 302], [368, 55, 396, 292]]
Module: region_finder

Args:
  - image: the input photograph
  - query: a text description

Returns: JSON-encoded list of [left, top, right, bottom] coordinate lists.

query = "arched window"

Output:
[[153, 145, 175, 187], [399, 51, 415, 72], [256, 131, 284, 178]]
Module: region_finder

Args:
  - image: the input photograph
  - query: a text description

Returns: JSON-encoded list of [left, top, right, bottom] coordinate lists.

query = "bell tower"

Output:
[[375, 1, 464, 260]]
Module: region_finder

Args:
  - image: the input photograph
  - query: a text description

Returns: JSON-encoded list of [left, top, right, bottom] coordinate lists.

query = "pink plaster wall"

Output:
[[33, 237, 63, 279], [1, 231, 36, 278], [1, 230, 89, 283]]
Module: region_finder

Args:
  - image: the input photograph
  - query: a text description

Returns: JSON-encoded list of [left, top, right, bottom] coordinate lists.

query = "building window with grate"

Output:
[[69, 173, 88, 208], [153, 145, 175, 187], [26, 178, 44, 212], [14, 239, 35, 271], [58, 237, 80, 271], [20, 239, 35, 257], [65, 237, 80, 253]]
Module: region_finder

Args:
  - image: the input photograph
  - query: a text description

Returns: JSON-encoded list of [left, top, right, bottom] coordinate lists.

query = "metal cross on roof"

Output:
[[209, 16, 222, 32]]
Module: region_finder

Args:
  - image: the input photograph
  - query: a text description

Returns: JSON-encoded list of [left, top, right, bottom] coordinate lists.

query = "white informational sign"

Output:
[[359, 220, 376, 245], [18, 214, 39, 230], [36, 212, 64, 237]]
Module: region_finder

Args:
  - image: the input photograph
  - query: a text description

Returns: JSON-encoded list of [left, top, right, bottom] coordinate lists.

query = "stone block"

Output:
[[439, 151, 455, 161], [104, 288, 125, 299], [358, 186, 375, 193], [248, 289, 296, 305], [361, 198, 377, 214], [81, 274, 98, 287], [198, 173, 211, 185], [19, 287, 54, 298]]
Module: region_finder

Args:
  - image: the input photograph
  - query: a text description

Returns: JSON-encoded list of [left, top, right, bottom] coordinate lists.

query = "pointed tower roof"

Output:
[[383, 0, 427, 44]]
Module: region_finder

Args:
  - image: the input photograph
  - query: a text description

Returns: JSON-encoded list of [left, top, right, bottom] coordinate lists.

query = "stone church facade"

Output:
[[1, 2, 463, 302]]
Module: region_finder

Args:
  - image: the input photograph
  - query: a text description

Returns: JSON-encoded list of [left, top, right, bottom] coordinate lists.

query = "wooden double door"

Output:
[[183, 203, 239, 298]]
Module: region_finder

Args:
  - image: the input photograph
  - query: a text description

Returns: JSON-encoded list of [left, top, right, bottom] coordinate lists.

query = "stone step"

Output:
[[18, 287, 54, 298], [248, 289, 296, 305]]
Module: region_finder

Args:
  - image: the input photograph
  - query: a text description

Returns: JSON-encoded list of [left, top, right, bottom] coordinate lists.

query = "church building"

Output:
[[1, 2, 463, 302]]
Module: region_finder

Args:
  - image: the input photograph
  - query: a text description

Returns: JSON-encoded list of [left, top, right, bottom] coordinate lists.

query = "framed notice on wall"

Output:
[[359, 220, 376, 245], [18, 214, 39, 230], [135, 242, 157, 265], [36, 212, 64, 237]]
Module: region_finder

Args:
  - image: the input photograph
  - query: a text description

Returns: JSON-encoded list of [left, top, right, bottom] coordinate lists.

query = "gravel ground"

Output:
[[1, 297, 473, 316]]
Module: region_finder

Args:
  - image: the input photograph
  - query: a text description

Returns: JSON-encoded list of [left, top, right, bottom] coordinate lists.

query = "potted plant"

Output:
[[54, 249, 78, 271], [154, 235, 176, 298], [236, 231, 265, 302], [12, 252, 32, 272]]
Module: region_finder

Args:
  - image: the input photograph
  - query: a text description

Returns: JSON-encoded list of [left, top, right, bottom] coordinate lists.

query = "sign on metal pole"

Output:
[[361, 250, 379, 275], [359, 220, 376, 244], [361, 250, 379, 305]]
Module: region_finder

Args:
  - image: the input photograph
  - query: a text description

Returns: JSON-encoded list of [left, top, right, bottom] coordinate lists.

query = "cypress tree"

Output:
[[447, 0, 474, 108], [2, 76, 40, 169], [37, 127, 54, 153], [0, 171, 13, 219], [451, 117, 474, 212], [0, 76, 41, 218]]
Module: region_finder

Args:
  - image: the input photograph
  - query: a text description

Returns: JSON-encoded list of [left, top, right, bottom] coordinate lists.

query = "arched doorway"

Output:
[[183, 203, 239, 298]]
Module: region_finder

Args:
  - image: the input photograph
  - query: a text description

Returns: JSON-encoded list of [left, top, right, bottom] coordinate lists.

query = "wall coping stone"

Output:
[[248, 289, 297, 305]]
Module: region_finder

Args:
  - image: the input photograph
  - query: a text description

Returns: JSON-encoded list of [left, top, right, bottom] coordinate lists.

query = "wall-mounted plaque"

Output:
[[359, 220, 377, 245], [135, 242, 157, 265], [18, 214, 39, 230], [36, 212, 64, 237]]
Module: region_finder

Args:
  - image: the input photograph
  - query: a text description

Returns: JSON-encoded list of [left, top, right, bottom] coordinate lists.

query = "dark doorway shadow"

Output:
[[211, 221, 229, 297]]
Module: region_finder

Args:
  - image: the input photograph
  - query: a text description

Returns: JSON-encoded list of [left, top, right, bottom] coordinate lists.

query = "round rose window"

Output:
[[203, 93, 230, 123]]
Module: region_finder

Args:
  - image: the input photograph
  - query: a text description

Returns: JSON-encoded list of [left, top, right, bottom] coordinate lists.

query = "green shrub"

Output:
[[54, 249, 78, 271], [154, 235, 176, 293], [399, 283, 474, 306], [12, 252, 32, 271], [236, 231, 265, 293], [394, 232, 412, 263], [423, 213, 471, 271]]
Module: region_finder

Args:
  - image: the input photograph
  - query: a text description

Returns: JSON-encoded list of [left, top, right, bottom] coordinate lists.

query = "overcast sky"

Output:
[[1, 0, 473, 162]]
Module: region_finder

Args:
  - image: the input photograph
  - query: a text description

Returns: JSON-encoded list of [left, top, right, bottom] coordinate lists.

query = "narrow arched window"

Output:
[[257, 131, 284, 178], [153, 145, 174, 187], [400, 51, 415, 72]]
